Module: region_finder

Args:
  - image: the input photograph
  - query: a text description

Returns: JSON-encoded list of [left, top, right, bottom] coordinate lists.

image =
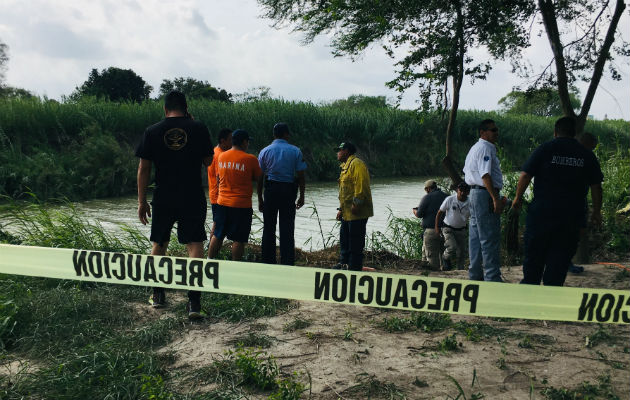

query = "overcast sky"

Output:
[[0, 0, 628, 120]]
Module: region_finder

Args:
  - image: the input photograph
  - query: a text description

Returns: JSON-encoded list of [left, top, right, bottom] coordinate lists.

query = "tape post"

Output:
[[0, 244, 628, 324]]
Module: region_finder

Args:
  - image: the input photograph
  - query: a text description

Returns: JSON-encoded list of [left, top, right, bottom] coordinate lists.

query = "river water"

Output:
[[35, 177, 440, 250]]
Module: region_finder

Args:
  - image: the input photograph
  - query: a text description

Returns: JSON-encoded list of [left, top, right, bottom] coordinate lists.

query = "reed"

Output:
[[1, 97, 627, 201]]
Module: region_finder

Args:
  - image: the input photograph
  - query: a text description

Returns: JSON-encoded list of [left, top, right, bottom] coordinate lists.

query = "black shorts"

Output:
[[213, 205, 253, 243], [211, 203, 219, 222], [150, 201, 207, 245]]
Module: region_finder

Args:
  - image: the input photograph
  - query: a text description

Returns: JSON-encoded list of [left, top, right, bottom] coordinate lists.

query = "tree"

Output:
[[524, 0, 627, 132], [72, 67, 152, 102], [0, 86, 34, 99], [233, 86, 274, 102], [524, 1, 628, 263], [259, 0, 534, 184], [158, 77, 232, 102], [0, 39, 9, 86], [498, 88, 581, 116], [331, 95, 391, 109]]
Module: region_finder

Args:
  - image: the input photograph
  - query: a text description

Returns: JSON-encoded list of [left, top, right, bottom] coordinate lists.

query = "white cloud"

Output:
[[0, 0, 626, 119]]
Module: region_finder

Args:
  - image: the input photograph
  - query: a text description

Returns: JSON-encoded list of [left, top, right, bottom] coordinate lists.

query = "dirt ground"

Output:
[[151, 255, 630, 400]]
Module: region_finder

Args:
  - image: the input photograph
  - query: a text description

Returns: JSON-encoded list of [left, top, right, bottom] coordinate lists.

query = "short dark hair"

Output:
[[478, 119, 495, 134], [578, 132, 598, 150], [555, 116, 577, 137], [273, 123, 290, 138], [232, 129, 250, 146], [164, 90, 187, 112], [456, 181, 470, 192], [218, 128, 232, 142]]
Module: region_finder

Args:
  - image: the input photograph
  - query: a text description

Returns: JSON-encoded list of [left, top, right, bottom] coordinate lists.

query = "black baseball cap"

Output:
[[334, 141, 356, 154], [232, 129, 251, 145]]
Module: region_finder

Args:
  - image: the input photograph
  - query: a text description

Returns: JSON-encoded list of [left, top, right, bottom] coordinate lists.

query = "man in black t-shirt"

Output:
[[136, 90, 213, 318], [511, 117, 603, 286]]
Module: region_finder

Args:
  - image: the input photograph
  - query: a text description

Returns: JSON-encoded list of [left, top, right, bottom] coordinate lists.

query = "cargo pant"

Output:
[[442, 226, 467, 270], [422, 228, 442, 270]]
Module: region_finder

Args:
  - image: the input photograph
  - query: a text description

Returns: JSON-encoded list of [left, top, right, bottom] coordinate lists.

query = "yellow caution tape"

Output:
[[0, 244, 628, 324]]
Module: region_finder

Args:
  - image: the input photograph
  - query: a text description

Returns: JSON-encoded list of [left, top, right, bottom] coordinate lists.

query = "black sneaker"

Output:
[[332, 263, 349, 270], [442, 258, 453, 271], [149, 288, 166, 308], [187, 300, 203, 320], [569, 264, 584, 274]]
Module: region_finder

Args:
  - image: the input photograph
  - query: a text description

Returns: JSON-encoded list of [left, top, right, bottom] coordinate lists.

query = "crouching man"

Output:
[[436, 182, 470, 271]]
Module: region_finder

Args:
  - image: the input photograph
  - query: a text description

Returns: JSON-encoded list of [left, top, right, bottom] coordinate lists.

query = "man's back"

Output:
[[136, 117, 212, 204], [258, 139, 306, 182], [217, 149, 262, 208], [418, 189, 448, 228], [523, 137, 603, 221]]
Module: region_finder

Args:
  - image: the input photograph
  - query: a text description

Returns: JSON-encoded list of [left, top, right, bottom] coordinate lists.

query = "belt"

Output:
[[265, 180, 295, 186], [444, 223, 466, 231], [470, 185, 501, 192]]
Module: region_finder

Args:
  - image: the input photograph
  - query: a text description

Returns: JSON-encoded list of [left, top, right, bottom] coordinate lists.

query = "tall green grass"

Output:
[[596, 147, 630, 253], [3, 198, 150, 252], [368, 207, 423, 259], [0, 202, 301, 399], [1, 97, 627, 201]]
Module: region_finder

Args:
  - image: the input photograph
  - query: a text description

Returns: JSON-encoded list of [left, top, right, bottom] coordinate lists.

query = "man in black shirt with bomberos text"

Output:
[[136, 90, 212, 318], [511, 116, 603, 286]]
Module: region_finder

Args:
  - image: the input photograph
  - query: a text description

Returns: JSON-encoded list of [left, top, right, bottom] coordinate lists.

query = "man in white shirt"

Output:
[[462, 119, 504, 282], [435, 182, 470, 271]]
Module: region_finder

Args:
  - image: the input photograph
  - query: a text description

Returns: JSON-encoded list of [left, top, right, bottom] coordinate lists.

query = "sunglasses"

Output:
[[486, 127, 499, 132]]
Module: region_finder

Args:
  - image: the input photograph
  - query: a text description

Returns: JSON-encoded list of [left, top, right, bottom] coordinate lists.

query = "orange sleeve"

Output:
[[251, 156, 263, 178]]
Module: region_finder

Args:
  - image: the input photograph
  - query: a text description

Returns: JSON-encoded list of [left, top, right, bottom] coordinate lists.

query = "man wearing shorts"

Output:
[[136, 90, 212, 319], [208, 129, 263, 261], [207, 128, 233, 243]]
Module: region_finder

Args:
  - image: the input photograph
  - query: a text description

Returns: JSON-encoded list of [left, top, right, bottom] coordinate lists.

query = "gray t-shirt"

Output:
[[417, 189, 448, 229]]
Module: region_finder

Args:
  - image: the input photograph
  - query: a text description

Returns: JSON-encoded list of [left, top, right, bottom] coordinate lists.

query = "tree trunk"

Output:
[[539, 0, 626, 135], [538, 0, 577, 119], [539, 0, 626, 263], [442, 2, 465, 189], [575, 0, 626, 135]]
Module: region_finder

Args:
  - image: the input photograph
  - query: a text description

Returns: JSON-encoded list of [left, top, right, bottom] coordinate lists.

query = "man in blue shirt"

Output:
[[258, 123, 307, 265]]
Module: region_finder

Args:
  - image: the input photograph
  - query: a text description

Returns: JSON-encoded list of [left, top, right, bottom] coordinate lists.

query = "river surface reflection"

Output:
[[46, 177, 445, 250]]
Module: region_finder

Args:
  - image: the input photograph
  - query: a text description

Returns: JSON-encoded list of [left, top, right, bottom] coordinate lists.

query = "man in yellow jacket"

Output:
[[334, 142, 374, 271]]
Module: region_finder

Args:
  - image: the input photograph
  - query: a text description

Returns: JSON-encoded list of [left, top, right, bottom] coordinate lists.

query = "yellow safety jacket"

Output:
[[338, 155, 374, 221]]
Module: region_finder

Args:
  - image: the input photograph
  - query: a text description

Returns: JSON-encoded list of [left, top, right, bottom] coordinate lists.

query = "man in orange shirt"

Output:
[[208, 129, 263, 261], [207, 128, 233, 245]]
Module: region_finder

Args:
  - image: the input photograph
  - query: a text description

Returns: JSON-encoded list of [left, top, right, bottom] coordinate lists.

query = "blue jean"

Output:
[[468, 189, 502, 281]]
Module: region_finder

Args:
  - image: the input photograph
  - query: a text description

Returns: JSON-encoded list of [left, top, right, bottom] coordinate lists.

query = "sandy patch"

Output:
[[158, 262, 630, 399]]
